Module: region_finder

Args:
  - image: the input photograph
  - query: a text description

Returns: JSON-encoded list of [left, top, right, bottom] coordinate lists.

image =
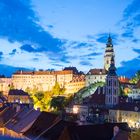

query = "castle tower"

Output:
[[105, 56, 119, 106], [104, 35, 115, 71]]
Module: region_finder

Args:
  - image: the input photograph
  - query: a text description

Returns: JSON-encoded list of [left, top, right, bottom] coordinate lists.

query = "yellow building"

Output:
[[0, 78, 12, 96], [65, 75, 85, 94], [12, 70, 73, 92], [8, 89, 31, 104], [109, 104, 140, 128]]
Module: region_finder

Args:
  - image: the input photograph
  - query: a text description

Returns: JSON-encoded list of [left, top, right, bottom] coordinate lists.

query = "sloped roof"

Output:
[[9, 90, 29, 96], [0, 107, 16, 127], [26, 120, 129, 140], [84, 87, 105, 106], [24, 112, 59, 139], [6, 108, 41, 133], [87, 69, 107, 75], [113, 102, 140, 112]]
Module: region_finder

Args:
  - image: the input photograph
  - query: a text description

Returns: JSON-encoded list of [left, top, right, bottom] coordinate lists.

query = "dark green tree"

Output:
[[50, 96, 66, 111]]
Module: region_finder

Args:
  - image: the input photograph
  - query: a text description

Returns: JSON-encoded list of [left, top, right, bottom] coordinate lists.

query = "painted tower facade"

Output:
[[104, 35, 114, 71], [105, 57, 119, 106]]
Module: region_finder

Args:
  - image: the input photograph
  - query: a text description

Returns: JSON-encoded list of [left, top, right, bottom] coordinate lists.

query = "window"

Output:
[[114, 81, 117, 86], [109, 89, 111, 94], [109, 80, 111, 86]]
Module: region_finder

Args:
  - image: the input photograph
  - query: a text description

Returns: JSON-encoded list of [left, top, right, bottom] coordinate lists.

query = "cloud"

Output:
[[47, 25, 54, 28], [86, 35, 95, 40], [133, 48, 140, 54], [80, 61, 92, 66], [84, 52, 102, 57], [132, 39, 140, 43], [123, 0, 140, 20], [120, 0, 140, 39], [117, 57, 140, 77], [0, 0, 62, 53], [52, 64, 63, 67], [121, 29, 133, 38], [0, 51, 3, 60], [32, 58, 39, 61], [9, 49, 17, 56], [96, 33, 118, 45], [20, 44, 36, 53]]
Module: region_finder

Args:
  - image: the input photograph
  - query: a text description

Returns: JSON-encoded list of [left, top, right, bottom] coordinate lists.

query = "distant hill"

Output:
[[0, 64, 32, 77]]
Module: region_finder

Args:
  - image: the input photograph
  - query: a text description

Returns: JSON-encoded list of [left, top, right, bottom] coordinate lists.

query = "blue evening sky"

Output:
[[0, 0, 140, 77]]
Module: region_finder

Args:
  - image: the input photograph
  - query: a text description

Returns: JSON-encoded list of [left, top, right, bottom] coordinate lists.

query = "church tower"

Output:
[[104, 35, 115, 71], [105, 56, 119, 106]]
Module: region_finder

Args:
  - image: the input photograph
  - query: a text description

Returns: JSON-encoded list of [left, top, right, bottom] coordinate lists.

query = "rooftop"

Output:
[[87, 69, 107, 75], [13, 70, 73, 75], [9, 90, 29, 96]]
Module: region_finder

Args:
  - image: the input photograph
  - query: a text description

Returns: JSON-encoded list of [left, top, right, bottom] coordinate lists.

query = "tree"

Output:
[[51, 82, 65, 96], [130, 70, 140, 84], [50, 96, 65, 111], [9, 83, 15, 90], [31, 91, 45, 111], [25, 87, 31, 94], [30, 83, 66, 112], [50, 95, 74, 112]]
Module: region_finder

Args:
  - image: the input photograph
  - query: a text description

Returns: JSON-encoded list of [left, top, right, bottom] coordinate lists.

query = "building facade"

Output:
[[105, 57, 120, 106], [0, 78, 12, 96], [86, 69, 107, 86], [109, 104, 140, 128], [12, 69, 85, 94], [8, 89, 31, 104], [65, 75, 85, 94], [12, 70, 73, 92]]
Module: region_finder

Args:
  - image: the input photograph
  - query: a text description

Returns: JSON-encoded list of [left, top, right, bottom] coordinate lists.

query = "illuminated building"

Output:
[[8, 89, 31, 104], [109, 103, 140, 128], [65, 75, 85, 94], [12, 70, 73, 92], [0, 78, 12, 96], [12, 69, 85, 94]]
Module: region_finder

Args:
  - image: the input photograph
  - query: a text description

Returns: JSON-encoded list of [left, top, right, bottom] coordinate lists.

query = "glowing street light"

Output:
[[73, 105, 79, 114]]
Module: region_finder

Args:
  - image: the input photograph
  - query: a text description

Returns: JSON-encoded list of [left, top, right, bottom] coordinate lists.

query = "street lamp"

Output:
[[73, 105, 79, 114]]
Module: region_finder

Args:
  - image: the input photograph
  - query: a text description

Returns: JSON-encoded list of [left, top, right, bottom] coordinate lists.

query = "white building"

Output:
[[86, 69, 107, 86], [128, 88, 140, 100]]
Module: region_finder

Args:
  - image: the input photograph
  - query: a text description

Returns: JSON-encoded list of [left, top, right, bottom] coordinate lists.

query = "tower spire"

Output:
[[107, 56, 116, 76], [104, 34, 115, 71], [106, 34, 113, 47]]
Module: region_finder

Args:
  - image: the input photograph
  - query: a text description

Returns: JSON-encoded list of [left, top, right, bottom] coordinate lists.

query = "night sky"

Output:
[[0, 0, 140, 77]]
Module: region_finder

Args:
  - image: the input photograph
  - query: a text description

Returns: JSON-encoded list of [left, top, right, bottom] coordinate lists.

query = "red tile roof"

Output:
[[118, 76, 130, 83], [13, 70, 73, 75]]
